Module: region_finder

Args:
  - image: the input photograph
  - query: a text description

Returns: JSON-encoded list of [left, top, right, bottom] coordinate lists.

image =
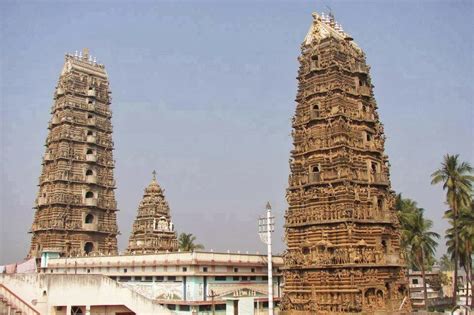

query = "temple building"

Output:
[[281, 13, 410, 313], [127, 171, 178, 254], [28, 48, 119, 259]]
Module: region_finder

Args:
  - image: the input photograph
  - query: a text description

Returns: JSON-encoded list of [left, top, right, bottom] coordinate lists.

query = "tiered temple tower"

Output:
[[281, 13, 410, 313], [127, 171, 178, 254], [28, 49, 119, 258]]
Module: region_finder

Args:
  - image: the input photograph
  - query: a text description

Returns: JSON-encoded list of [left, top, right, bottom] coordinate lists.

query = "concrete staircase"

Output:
[[0, 283, 40, 315], [0, 274, 173, 315]]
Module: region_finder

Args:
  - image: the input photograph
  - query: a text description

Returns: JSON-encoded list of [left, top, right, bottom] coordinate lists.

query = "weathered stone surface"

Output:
[[28, 49, 119, 258], [127, 171, 178, 254], [281, 13, 411, 314]]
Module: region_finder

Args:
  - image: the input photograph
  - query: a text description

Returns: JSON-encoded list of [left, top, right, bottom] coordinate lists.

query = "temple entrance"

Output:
[[233, 300, 238, 315]]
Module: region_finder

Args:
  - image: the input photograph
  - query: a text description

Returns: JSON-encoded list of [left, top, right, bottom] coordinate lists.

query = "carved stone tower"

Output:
[[281, 13, 410, 314], [127, 171, 178, 254], [28, 49, 119, 258]]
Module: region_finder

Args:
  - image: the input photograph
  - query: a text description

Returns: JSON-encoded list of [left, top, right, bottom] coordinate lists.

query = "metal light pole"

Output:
[[258, 202, 275, 315]]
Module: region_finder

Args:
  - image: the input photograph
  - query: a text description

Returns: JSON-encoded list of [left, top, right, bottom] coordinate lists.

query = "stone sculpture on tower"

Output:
[[127, 171, 178, 254], [28, 49, 119, 258], [281, 13, 411, 314]]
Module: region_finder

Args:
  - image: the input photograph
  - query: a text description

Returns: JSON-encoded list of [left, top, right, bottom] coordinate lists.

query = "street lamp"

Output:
[[258, 202, 275, 315]]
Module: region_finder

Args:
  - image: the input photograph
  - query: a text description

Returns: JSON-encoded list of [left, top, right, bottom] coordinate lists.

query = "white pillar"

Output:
[[267, 207, 273, 315], [66, 305, 71, 315], [85, 305, 91, 315]]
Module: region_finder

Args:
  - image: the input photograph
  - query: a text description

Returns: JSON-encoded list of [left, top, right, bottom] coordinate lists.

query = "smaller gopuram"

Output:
[[127, 171, 178, 254]]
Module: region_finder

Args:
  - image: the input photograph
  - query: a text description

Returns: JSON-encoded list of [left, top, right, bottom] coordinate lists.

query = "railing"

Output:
[[86, 175, 97, 184], [373, 173, 389, 185], [87, 89, 96, 97], [310, 109, 321, 120], [84, 198, 98, 206], [86, 154, 97, 162], [83, 222, 98, 231], [0, 284, 40, 315], [309, 172, 321, 183], [86, 135, 97, 143]]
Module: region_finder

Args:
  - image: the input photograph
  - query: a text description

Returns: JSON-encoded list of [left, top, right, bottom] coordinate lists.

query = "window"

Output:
[[215, 304, 226, 311], [179, 305, 190, 311], [156, 276, 164, 282], [412, 279, 419, 285], [88, 114, 93, 119], [377, 198, 384, 211], [119, 276, 131, 282], [371, 162, 377, 173], [233, 268, 239, 273], [84, 242, 93, 254], [182, 267, 187, 272], [85, 214, 94, 224], [85, 191, 94, 199], [233, 276, 240, 281], [168, 276, 176, 281], [203, 267, 208, 272], [123, 268, 127, 273], [215, 276, 226, 281], [199, 305, 211, 311], [312, 165, 320, 173], [250, 276, 256, 281], [251, 268, 255, 273], [85, 169, 94, 176], [241, 276, 248, 281], [144, 276, 153, 282], [86, 149, 94, 155], [87, 130, 93, 136], [167, 305, 176, 310], [262, 276, 268, 281], [87, 269, 91, 273]]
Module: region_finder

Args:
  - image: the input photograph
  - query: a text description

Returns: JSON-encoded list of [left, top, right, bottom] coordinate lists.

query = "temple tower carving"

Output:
[[127, 171, 178, 254], [281, 13, 410, 314], [28, 48, 119, 258]]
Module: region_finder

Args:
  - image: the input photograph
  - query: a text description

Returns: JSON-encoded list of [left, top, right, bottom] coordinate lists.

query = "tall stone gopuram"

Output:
[[127, 172, 178, 254], [281, 13, 410, 314], [28, 49, 119, 258]]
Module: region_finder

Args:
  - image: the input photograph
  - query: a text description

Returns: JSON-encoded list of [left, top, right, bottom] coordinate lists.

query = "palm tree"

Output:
[[446, 203, 474, 306], [439, 254, 454, 271], [431, 154, 473, 304], [178, 233, 204, 252], [403, 208, 440, 310], [396, 194, 422, 268]]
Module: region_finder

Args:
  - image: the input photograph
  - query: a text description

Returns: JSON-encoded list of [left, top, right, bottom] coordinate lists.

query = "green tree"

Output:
[[431, 154, 473, 304], [178, 233, 204, 252], [403, 208, 440, 310], [439, 254, 454, 271], [445, 203, 474, 306]]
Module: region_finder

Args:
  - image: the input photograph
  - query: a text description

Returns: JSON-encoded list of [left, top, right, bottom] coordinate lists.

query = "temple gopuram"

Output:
[[281, 13, 410, 314], [127, 171, 178, 254], [28, 49, 119, 258]]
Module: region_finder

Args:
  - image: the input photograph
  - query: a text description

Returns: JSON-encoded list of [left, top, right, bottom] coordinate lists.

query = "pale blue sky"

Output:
[[1, 1, 473, 264]]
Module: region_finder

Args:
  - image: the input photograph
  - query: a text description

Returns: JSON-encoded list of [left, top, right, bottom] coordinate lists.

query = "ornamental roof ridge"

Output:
[[304, 11, 361, 52]]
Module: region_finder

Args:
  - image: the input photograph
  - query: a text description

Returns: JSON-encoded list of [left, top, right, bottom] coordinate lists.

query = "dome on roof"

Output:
[[145, 171, 163, 194]]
